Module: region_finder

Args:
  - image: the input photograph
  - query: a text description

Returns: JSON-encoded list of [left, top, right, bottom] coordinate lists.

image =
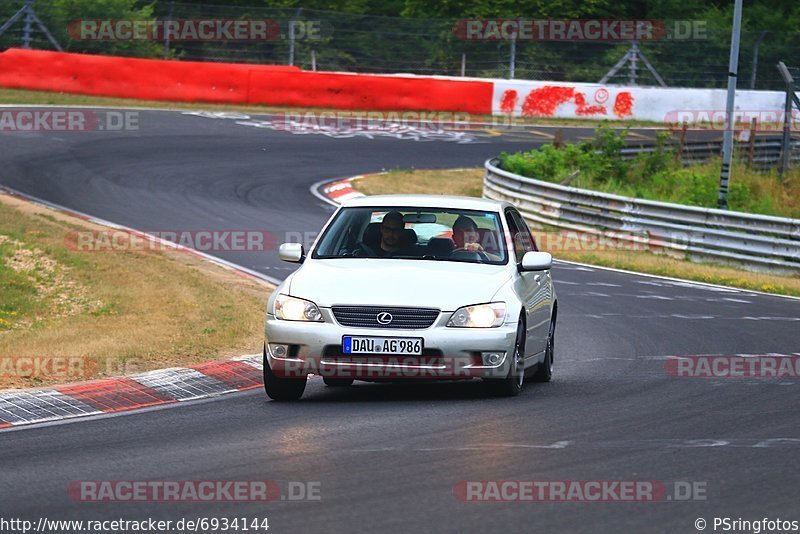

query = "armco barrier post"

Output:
[[776, 61, 798, 179], [747, 118, 757, 168], [22, 0, 33, 48], [509, 34, 516, 79], [717, 0, 744, 210], [163, 1, 174, 59], [288, 7, 303, 67]]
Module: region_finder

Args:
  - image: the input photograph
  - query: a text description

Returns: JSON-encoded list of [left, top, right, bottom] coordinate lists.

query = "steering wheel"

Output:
[[451, 247, 491, 262], [348, 242, 378, 257]]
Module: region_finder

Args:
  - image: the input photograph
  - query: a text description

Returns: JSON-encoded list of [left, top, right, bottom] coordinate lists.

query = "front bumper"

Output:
[[265, 308, 517, 380]]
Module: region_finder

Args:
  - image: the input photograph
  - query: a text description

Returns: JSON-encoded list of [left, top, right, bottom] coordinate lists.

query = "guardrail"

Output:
[[483, 158, 800, 274]]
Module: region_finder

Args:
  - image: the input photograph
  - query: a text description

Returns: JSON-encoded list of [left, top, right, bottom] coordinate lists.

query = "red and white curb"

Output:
[[312, 173, 378, 207], [0, 172, 367, 430], [324, 178, 366, 203], [0, 187, 281, 429], [0, 355, 264, 429]]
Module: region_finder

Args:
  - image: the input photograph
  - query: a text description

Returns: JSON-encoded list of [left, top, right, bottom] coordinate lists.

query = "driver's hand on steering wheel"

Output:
[[462, 242, 485, 252]]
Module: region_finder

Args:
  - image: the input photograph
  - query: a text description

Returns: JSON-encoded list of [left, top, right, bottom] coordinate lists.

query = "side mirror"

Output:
[[520, 251, 552, 271], [279, 243, 304, 263]]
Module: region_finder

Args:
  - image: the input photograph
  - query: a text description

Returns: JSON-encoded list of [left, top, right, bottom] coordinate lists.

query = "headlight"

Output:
[[274, 294, 323, 322], [447, 302, 506, 328]]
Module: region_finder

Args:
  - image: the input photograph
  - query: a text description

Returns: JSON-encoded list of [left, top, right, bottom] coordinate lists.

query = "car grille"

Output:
[[331, 306, 440, 329]]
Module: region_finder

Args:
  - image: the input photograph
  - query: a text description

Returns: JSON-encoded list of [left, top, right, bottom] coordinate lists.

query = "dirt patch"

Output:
[[0, 192, 273, 389]]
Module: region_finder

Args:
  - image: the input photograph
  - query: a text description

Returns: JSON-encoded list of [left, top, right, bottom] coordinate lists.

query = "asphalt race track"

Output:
[[1, 110, 798, 533]]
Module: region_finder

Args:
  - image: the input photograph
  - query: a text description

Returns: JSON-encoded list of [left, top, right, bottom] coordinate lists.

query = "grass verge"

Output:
[[0, 192, 272, 389], [353, 168, 800, 297]]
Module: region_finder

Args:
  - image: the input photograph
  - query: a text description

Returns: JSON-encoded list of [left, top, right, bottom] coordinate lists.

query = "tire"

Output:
[[323, 377, 354, 387], [263, 346, 306, 401], [485, 322, 525, 397], [531, 318, 555, 383]]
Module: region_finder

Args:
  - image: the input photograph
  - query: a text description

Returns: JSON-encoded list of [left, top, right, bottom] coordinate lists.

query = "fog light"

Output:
[[482, 352, 505, 366], [270, 343, 288, 358]]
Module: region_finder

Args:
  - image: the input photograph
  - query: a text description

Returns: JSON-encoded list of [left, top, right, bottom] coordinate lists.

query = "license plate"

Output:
[[342, 336, 423, 355]]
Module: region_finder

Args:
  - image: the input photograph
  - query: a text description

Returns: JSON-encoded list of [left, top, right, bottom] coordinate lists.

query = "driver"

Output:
[[452, 215, 484, 252], [452, 215, 501, 262]]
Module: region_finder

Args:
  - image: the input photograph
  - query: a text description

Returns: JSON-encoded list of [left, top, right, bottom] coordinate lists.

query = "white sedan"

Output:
[[263, 194, 557, 400]]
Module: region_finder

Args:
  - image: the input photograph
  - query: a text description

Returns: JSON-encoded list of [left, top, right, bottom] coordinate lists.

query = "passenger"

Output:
[[377, 210, 405, 257]]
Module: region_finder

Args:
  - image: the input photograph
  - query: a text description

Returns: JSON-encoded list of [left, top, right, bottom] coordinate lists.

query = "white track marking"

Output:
[[350, 438, 800, 452], [741, 316, 800, 321], [556, 259, 800, 300]]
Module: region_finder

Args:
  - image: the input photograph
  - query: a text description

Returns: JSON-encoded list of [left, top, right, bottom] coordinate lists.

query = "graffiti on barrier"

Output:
[[497, 86, 634, 118]]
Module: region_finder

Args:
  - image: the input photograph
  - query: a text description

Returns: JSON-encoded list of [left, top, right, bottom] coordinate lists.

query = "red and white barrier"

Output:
[[492, 79, 791, 123], [0, 48, 795, 123], [0, 49, 492, 114]]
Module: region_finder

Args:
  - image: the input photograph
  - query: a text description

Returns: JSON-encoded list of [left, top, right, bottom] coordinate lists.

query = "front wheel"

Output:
[[531, 319, 555, 383], [485, 322, 525, 397], [263, 346, 306, 401]]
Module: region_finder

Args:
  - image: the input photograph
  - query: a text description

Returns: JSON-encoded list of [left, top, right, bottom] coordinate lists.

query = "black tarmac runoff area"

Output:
[[1, 109, 798, 533]]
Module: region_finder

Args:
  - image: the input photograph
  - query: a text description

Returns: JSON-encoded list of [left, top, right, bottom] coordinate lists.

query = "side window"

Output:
[[504, 210, 524, 263], [510, 210, 538, 253]]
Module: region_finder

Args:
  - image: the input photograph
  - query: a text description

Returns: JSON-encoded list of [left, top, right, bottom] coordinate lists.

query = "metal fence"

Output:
[[2, 0, 800, 90], [483, 158, 800, 274], [619, 135, 800, 171]]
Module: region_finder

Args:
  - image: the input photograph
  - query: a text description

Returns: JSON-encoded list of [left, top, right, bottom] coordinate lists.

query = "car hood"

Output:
[[288, 259, 510, 311]]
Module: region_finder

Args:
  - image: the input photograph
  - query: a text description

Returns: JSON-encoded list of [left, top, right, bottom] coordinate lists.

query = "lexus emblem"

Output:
[[376, 312, 393, 325]]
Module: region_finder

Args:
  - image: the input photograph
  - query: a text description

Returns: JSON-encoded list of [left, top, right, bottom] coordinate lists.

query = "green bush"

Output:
[[500, 127, 670, 186]]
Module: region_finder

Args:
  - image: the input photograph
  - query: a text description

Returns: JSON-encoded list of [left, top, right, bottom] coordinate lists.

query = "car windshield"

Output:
[[312, 206, 508, 265]]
